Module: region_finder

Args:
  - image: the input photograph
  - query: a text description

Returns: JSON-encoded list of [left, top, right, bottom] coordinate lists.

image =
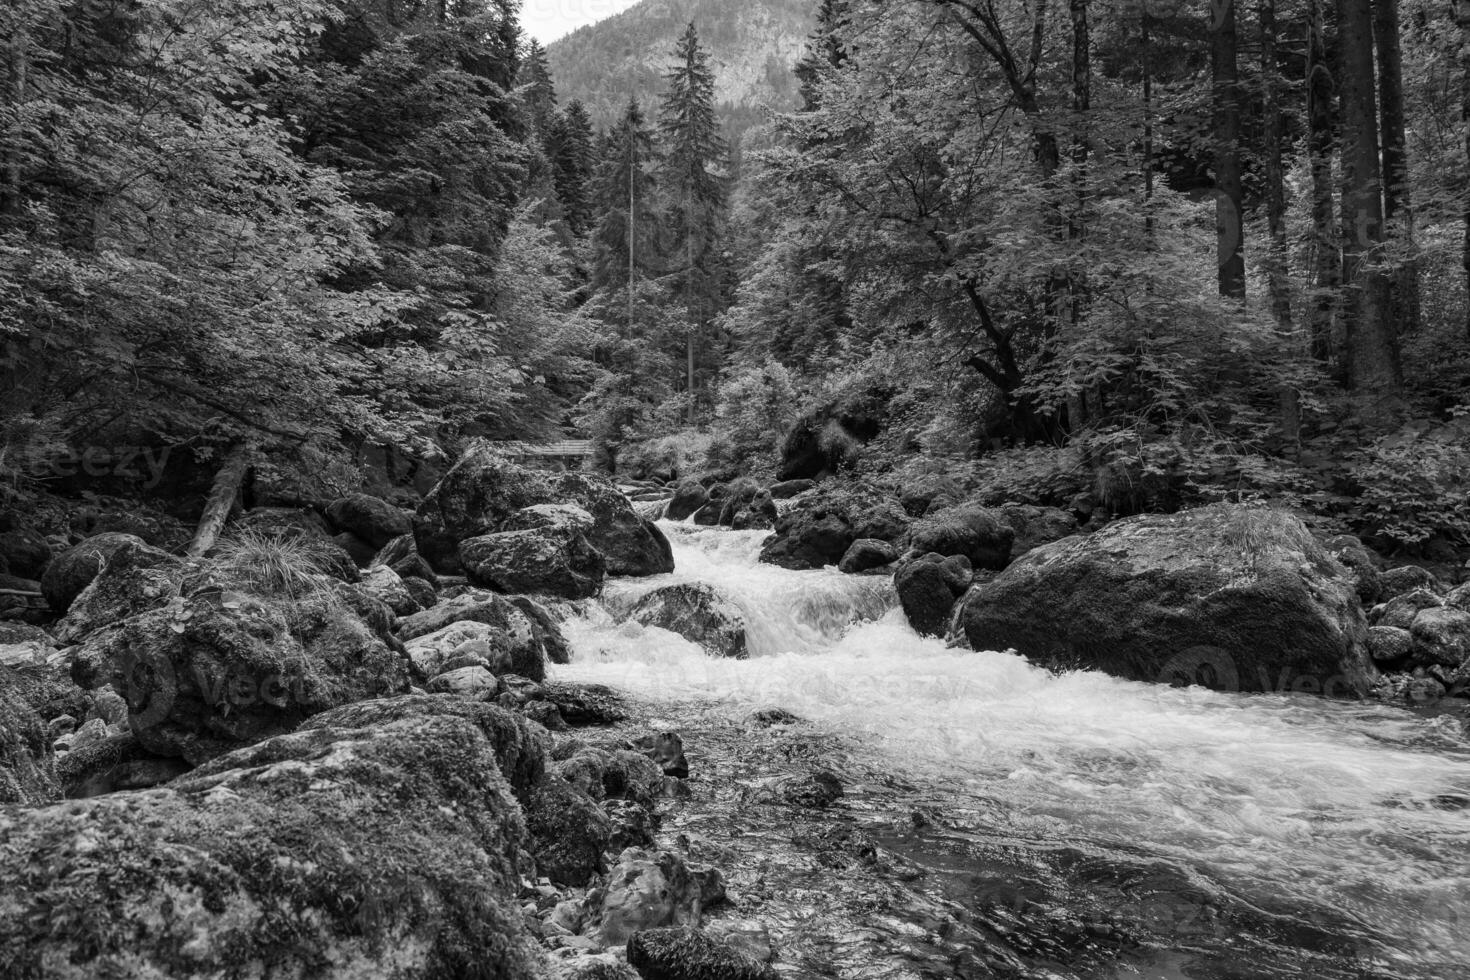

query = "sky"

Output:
[[521, 0, 643, 45]]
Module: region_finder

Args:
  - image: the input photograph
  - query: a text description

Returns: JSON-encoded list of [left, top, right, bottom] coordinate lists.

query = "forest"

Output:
[[1, 0, 1468, 554]]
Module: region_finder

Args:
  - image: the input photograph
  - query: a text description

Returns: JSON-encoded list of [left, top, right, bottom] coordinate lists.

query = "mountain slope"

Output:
[[546, 0, 813, 134]]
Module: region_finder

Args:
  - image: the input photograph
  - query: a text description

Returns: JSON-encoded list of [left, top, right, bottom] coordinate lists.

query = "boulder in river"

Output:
[[905, 504, 1014, 571], [587, 848, 725, 946], [895, 553, 972, 637], [759, 484, 908, 570], [838, 538, 898, 575], [627, 927, 776, 980], [955, 505, 1375, 695], [627, 583, 747, 659], [460, 526, 606, 600], [0, 698, 546, 978], [413, 443, 553, 572], [666, 478, 710, 521], [999, 504, 1078, 559], [553, 473, 675, 577], [405, 618, 546, 683]]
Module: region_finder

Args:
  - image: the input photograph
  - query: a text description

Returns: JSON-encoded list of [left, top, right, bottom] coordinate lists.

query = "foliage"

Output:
[[710, 360, 799, 477], [1347, 418, 1470, 547]]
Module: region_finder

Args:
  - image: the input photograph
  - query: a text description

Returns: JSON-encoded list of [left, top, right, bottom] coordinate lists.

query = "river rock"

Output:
[[768, 479, 815, 500], [0, 701, 545, 979], [627, 927, 776, 980], [0, 520, 52, 579], [55, 541, 183, 643], [895, 553, 972, 637], [1000, 504, 1078, 558], [627, 583, 747, 659], [1379, 565, 1443, 599], [1448, 584, 1470, 613], [1367, 626, 1414, 663], [510, 596, 573, 666], [588, 849, 725, 946], [956, 505, 1374, 694], [553, 473, 675, 577], [542, 682, 628, 725], [629, 731, 689, 778], [405, 619, 546, 684], [325, 492, 412, 549], [1374, 589, 1443, 630], [360, 564, 420, 616], [1409, 607, 1470, 667], [666, 478, 710, 521], [425, 665, 503, 698], [528, 775, 613, 886], [906, 504, 1014, 570], [731, 490, 779, 531], [460, 527, 606, 599], [838, 538, 898, 574], [413, 443, 553, 572], [333, 530, 378, 567], [56, 732, 192, 797], [557, 747, 666, 807], [757, 484, 911, 570], [40, 532, 168, 614], [71, 589, 410, 764], [505, 503, 597, 534], [605, 798, 658, 852]]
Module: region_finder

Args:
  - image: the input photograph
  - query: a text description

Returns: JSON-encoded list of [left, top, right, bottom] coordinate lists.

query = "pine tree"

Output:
[[795, 0, 848, 111], [658, 22, 728, 416], [522, 38, 557, 137], [590, 100, 660, 300], [550, 100, 595, 236]]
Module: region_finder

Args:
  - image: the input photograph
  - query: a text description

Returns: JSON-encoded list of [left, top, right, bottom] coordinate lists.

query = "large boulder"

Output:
[[0, 700, 546, 978], [906, 504, 1015, 571], [40, 533, 170, 615], [758, 485, 908, 570], [55, 540, 183, 644], [999, 504, 1078, 559], [955, 506, 1374, 694], [406, 619, 547, 684], [627, 583, 747, 659], [896, 553, 972, 637], [665, 479, 710, 522], [413, 443, 552, 573], [324, 493, 413, 549], [399, 591, 554, 681], [71, 588, 411, 764], [460, 527, 606, 600], [838, 539, 898, 575], [553, 473, 674, 577], [627, 928, 776, 980]]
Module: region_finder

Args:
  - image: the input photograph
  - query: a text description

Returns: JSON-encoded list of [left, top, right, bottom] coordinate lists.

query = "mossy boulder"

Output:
[[0, 702, 548, 978], [55, 542, 183, 644], [413, 443, 553, 573], [666, 479, 710, 522], [0, 666, 59, 805], [325, 493, 413, 549], [40, 533, 171, 615], [552, 473, 674, 577], [71, 589, 411, 764], [627, 927, 776, 980], [905, 504, 1015, 571], [460, 527, 606, 600], [956, 505, 1374, 694]]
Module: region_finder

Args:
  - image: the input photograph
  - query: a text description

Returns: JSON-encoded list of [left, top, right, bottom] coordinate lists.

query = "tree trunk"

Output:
[[1259, 0, 1292, 327], [1307, 0, 1341, 363], [1373, 0, 1419, 334], [1212, 0, 1246, 299], [187, 445, 253, 559], [1336, 0, 1404, 419]]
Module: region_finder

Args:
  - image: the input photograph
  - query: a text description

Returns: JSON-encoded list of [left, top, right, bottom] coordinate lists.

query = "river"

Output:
[[553, 521, 1470, 979]]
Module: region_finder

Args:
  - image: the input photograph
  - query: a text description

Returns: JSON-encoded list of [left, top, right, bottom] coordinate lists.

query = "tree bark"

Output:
[[186, 444, 253, 559], [1212, 0, 1246, 299], [1260, 0, 1292, 327], [1307, 0, 1341, 363], [1373, 0, 1419, 334], [1336, 0, 1404, 418]]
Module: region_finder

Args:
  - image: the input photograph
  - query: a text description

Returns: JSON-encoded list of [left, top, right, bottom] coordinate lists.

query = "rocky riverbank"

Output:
[[1, 447, 1468, 977]]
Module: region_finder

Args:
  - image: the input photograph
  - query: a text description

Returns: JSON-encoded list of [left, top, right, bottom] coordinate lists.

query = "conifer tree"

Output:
[[658, 22, 728, 416], [795, 0, 848, 111], [590, 101, 661, 303], [522, 39, 557, 137], [550, 100, 595, 236]]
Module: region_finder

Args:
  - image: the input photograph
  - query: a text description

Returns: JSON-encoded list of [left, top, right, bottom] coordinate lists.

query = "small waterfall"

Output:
[[556, 522, 1470, 979], [634, 498, 669, 521]]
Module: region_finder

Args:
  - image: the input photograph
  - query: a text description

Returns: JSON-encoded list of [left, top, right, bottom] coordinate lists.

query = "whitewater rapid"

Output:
[[555, 521, 1470, 977]]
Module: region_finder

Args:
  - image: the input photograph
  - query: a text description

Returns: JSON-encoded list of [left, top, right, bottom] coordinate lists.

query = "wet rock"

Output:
[[412, 443, 553, 573], [628, 583, 747, 659], [730, 492, 779, 532], [667, 479, 711, 521], [325, 493, 412, 549], [553, 473, 675, 577], [460, 527, 607, 600], [426, 665, 503, 698], [40, 533, 168, 615], [1000, 504, 1079, 559], [0, 703, 545, 979], [404, 619, 546, 684], [838, 538, 898, 575], [588, 849, 726, 946], [768, 479, 815, 500], [71, 589, 410, 765], [758, 486, 906, 570], [1367, 626, 1414, 663], [895, 553, 971, 638], [627, 927, 777, 980], [1409, 607, 1470, 667], [605, 799, 658, 852], [542, 682, 629, 726], [748, 769, 844, 808], [750, 708, 801, 726], [0, 667, 58, 805], [557, 747, 666, 807], [957, 505, 1375, 695], [1374, 589, 1443, 630], [629, 731, 689, 778], [1380, 565, 1443, 599], [510, 595, 573, 666], [556, 954, 640, 980], [529, 775, 613, 886], [398, 591, 551, 682], [906, 504, 1014, 571], [359, 564, 420, 616]]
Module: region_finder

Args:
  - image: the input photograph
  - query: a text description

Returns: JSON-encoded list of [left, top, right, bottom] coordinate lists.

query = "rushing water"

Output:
[[556, 522, 1470, 979]]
